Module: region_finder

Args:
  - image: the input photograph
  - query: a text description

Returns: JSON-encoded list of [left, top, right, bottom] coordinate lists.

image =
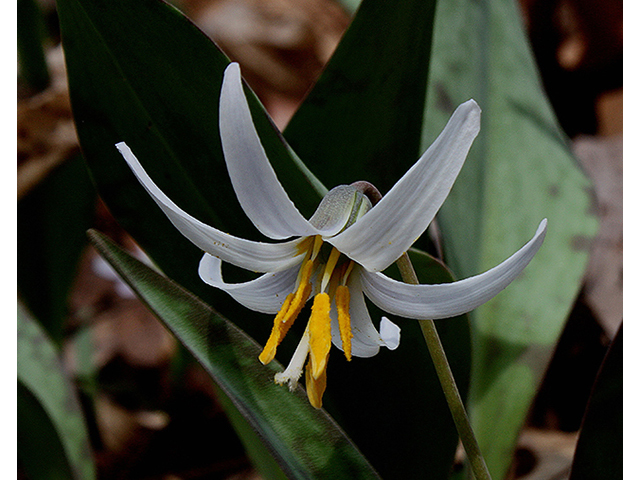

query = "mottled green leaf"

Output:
[[215, 388, 289, 480], [88, 230, 381, 479], [421, 0, 599, 477]]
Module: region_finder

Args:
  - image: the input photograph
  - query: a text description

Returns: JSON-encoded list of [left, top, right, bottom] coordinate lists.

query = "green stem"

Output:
[[396, 253, 491, 480]]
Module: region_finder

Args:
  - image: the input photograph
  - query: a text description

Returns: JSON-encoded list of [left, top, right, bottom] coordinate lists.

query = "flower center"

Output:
[[257, 184, 373, 408], [259, 235, 355, 408]]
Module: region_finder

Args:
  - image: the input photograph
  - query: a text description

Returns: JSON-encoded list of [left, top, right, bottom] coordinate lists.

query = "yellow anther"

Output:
[[305, 359, 327, 409], [308, 293, 332, 380], [259, 259, 315, 365], [259, 293, 294, 364], [293, 259, 315, 301], [335, 286, 352, 361]]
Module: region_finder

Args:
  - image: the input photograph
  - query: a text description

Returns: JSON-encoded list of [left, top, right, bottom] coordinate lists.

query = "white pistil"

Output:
[[274, 327, 311, 391]]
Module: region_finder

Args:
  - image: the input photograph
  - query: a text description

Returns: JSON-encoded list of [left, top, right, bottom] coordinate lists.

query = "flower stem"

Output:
[[396, 253, 491, 480]]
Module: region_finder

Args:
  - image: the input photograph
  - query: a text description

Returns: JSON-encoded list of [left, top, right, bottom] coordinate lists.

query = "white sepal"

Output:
[[117, 142, 306, 273], [329, 100, 481, 272], [220, 63, 318, 240], [360, 219, 547, 319]]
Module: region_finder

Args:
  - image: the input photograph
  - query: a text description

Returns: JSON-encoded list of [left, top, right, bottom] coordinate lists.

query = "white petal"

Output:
[[220, 63, 318, 239], [361, 219, 547, 319], [330, 273, 399, 358], [329, 100, 481, 272], [198, 254, 299, 314], [117, 142, 306, 272]]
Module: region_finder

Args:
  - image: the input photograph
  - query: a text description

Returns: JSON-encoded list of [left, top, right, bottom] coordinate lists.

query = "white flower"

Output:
[[116, 62, 547, 408]]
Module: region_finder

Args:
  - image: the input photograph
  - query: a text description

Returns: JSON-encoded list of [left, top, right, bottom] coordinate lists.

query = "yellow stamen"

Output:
[[292, 259, 315, 306], [308, 293, 332, 379], [320, 247, 342, 293], [335, 285, 352, 361], [258, 259, 315, 364], [305, 359, 327, 409], [311, 235, 324, 260], [295, 236, 314, 255], [342, 261, 355, 285], [258, 293, 294, 364]]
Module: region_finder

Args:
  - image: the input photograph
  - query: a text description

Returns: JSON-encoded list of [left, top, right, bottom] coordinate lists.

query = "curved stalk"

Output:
[[396, 253, 491, 480]]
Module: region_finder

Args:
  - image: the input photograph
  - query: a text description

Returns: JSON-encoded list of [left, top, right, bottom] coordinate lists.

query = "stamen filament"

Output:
[[335, 285, 352, 361], [311, 235, 323, 261], [258, 258, 315, 364], [342, 261, 355, 285], [320, 247, 342, 293]]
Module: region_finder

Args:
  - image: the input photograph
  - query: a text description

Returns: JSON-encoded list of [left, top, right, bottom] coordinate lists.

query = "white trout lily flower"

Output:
[[116, 62, 547, 408]]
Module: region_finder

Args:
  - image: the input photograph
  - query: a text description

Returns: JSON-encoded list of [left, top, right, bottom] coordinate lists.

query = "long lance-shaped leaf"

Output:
[[422, 0, 599, 477], [88, 229, 381, 480], [18, 304, 96, 480], [17, 0, 50, 92], [285, 0, 437, 197]]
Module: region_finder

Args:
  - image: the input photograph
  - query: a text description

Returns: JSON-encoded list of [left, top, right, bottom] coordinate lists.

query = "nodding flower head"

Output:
[[116, 62, 547, 408]]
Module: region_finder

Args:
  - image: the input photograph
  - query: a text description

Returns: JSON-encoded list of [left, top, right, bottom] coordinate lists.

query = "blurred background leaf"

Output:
[[88, 230, 381, 479], [421, 0, 599, 477], [569, 325, 622, 480], [18, 304, 96, 480], [17, 0, 50, 93], [17, 154, 96, 345]]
